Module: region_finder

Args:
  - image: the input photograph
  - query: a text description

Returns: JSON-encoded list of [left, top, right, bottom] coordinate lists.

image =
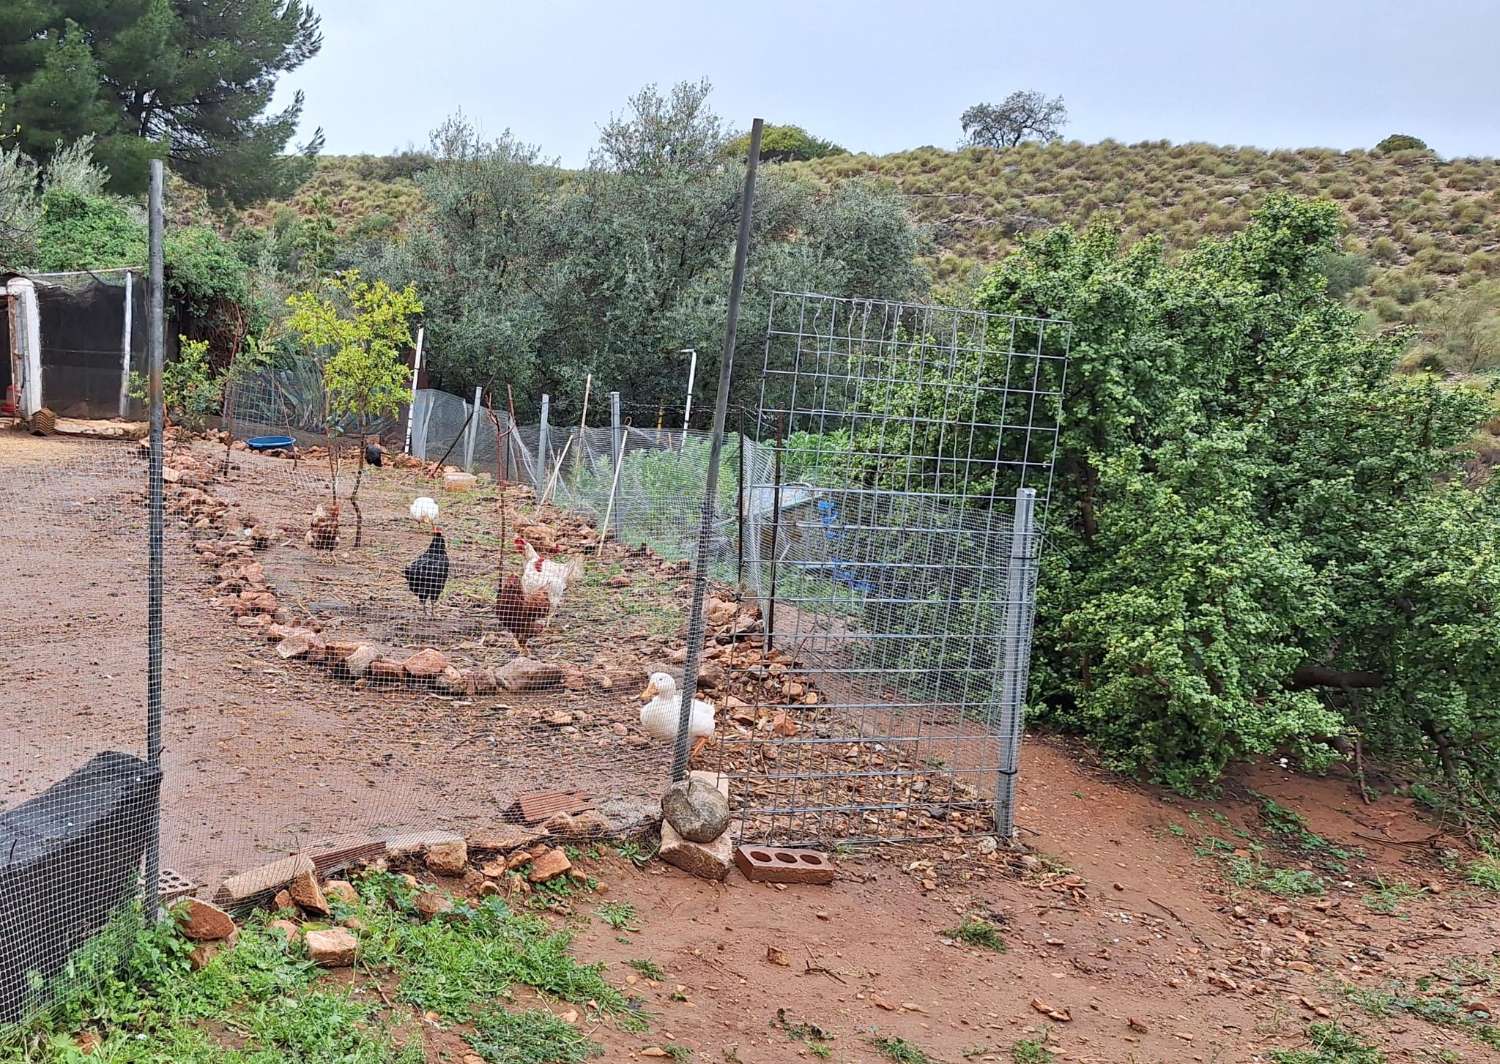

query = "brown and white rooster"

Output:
[[494, 536, 582, 650]]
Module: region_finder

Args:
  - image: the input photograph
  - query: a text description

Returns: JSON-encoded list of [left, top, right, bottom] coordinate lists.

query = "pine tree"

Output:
[[0, 0, 323, 204]]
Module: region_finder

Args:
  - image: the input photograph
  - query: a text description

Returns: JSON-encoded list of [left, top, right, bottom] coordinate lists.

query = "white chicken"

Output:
[[410, 496, 439, 526], [517, 537, 583, 609], [639, 672, 717, 758]]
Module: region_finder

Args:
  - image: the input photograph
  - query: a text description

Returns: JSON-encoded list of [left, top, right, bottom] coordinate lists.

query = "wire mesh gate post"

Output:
[[995, 487, 1038, 840], [144, 158, 166, 918], [722, 291, 1070, 845]]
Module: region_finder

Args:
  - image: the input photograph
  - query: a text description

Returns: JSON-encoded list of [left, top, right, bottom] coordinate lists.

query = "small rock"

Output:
[[661, 778, 730, 843], [425, 838, 469, 876], [273, 889, 294, 911], [267, 919, 302, 942], [403, 647, 449, 681], [977, 835, 999, 855], [323, 880, 358, 905], [414, 892, 454, 921], [497, 657, 565, 693], [369, 658, 406, 685], [1268, 906, 1294, 927], [342, 644, 378, 680], [305, 927, 358, 967], [528, 848, 573, 883], [287, 869, 329, 916], [175, 898, 237, 942]]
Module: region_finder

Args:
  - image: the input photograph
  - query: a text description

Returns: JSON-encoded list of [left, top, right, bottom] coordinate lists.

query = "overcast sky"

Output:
[[273, 0, 1500, 164]]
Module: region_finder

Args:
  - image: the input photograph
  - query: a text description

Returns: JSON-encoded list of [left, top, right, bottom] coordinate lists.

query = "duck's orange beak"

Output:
[[638, 682, 657, 702]]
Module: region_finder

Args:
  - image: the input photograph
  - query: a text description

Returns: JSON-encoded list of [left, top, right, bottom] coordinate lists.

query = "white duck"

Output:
[[639, 671, 716, 758]]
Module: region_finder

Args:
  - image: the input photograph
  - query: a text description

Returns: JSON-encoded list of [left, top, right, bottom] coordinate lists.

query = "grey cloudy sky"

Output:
[[274, 0, 1500, 163]]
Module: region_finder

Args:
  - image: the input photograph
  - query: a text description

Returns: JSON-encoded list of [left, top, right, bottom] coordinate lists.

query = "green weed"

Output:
[[1362, 877, 1421, 914], [595, 902, 639, 931], [872, 1035, 934, 1063], [1269, 1022, 1385, 1063], [1465, 856, 1500, 891], [627, 959, 666, 981], [944, 917, 1007, 953], [468, 1008, 601, 1063], [1011, 1035, 1055, 1062]]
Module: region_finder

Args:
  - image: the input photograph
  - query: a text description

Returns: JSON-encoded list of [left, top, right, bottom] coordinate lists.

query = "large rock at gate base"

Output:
[[496, 657, 564, 693], [661, 777, 730, 843], [659, 819, 735, 881], [527, 847, 572, 883], [175, 898, 237, 942], [305, 927, 358, 967]]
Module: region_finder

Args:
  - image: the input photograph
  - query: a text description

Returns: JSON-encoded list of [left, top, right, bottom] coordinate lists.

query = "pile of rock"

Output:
[[658, 772, 736, 881]]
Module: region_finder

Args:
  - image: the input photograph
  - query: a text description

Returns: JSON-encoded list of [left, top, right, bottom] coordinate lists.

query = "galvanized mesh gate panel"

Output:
[[721, 292, 1069, 845]]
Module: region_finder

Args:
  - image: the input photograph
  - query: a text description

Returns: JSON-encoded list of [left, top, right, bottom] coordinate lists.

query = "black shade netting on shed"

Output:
[[32, 270, 147, 420]]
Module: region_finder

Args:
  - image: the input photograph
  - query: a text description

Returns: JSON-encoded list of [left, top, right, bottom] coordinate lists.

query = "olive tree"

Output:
[[285, 269, 422, 544], [961, 91, 1067, 149]]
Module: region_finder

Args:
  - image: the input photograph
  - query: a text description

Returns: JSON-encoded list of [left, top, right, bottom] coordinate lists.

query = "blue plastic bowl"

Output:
[[245, 435, 296, 451]]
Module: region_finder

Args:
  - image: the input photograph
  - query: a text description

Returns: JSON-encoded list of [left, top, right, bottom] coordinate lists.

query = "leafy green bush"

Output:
[[976, 194, 1500, 801], [130, 337, 226, 428], [1374, 133, 1428, 154]]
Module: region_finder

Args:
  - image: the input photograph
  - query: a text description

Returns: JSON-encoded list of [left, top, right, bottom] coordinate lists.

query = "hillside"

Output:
[[788, 140, 1500, 325], [255, 141, 1500, 330]]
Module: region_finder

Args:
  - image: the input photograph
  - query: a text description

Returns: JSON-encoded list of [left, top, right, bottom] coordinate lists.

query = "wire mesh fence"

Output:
[[718, 292, 1069, 845], [2, 288, 1066, 1030]]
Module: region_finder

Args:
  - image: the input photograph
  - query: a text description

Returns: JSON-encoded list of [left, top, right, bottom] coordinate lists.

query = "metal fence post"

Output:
[[117, 270, 134, 417], [673, 118, 763, 784], [463, 385, 482, 471], [144, 159, 166, 919], [536, 393, 550, 493], [609, 391, 623, 539], [995, 487, 1039, 841]]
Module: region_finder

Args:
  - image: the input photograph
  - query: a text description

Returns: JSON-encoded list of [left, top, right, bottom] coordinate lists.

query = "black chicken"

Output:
[[364, 441, 383, 467], [403, 529, 449, 619]]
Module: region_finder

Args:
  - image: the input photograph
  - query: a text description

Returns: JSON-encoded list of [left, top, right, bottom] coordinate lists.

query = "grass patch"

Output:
[[0, 870, 642, 1063], [1011, 1035, 1054, 1062], [873, 1035, 934, 1063], [1258, 797, 1360, 874], [1223, 854, 1326, 897], [1361, 876, 1421, 914], [1269, 1022, 1385, 1063], [595, 902, 639, 932], [1465, 856, 1500, 891], [1343, 973, 1500, 1048], [468, 1008, 601, 1063], [944, 917, 1007, 953], [627, 959, 666, 981]]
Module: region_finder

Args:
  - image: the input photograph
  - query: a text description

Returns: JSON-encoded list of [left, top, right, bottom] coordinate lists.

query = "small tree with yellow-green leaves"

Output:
[[286, 269, 423, 546]]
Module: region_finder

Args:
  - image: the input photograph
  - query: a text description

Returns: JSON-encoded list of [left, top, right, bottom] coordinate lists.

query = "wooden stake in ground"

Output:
[[540, 435, 574, 506], [571, 373, 591, 483], [596, 421, 628, 554]]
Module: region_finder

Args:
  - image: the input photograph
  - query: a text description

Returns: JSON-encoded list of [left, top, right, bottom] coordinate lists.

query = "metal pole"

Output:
[[994, 487, 1038, 840], [680, 348, 697, 438], [144, 159, 166, 919], [608, 391, 623, 539], [735, 407, 746, 587], [402, 326, 425, 454], [117, 271, 134, 417], [463, 385, 482, 471], [765, 415, 784, 653], [673, 118, 763, 784], [536, 393, 550, 493]]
